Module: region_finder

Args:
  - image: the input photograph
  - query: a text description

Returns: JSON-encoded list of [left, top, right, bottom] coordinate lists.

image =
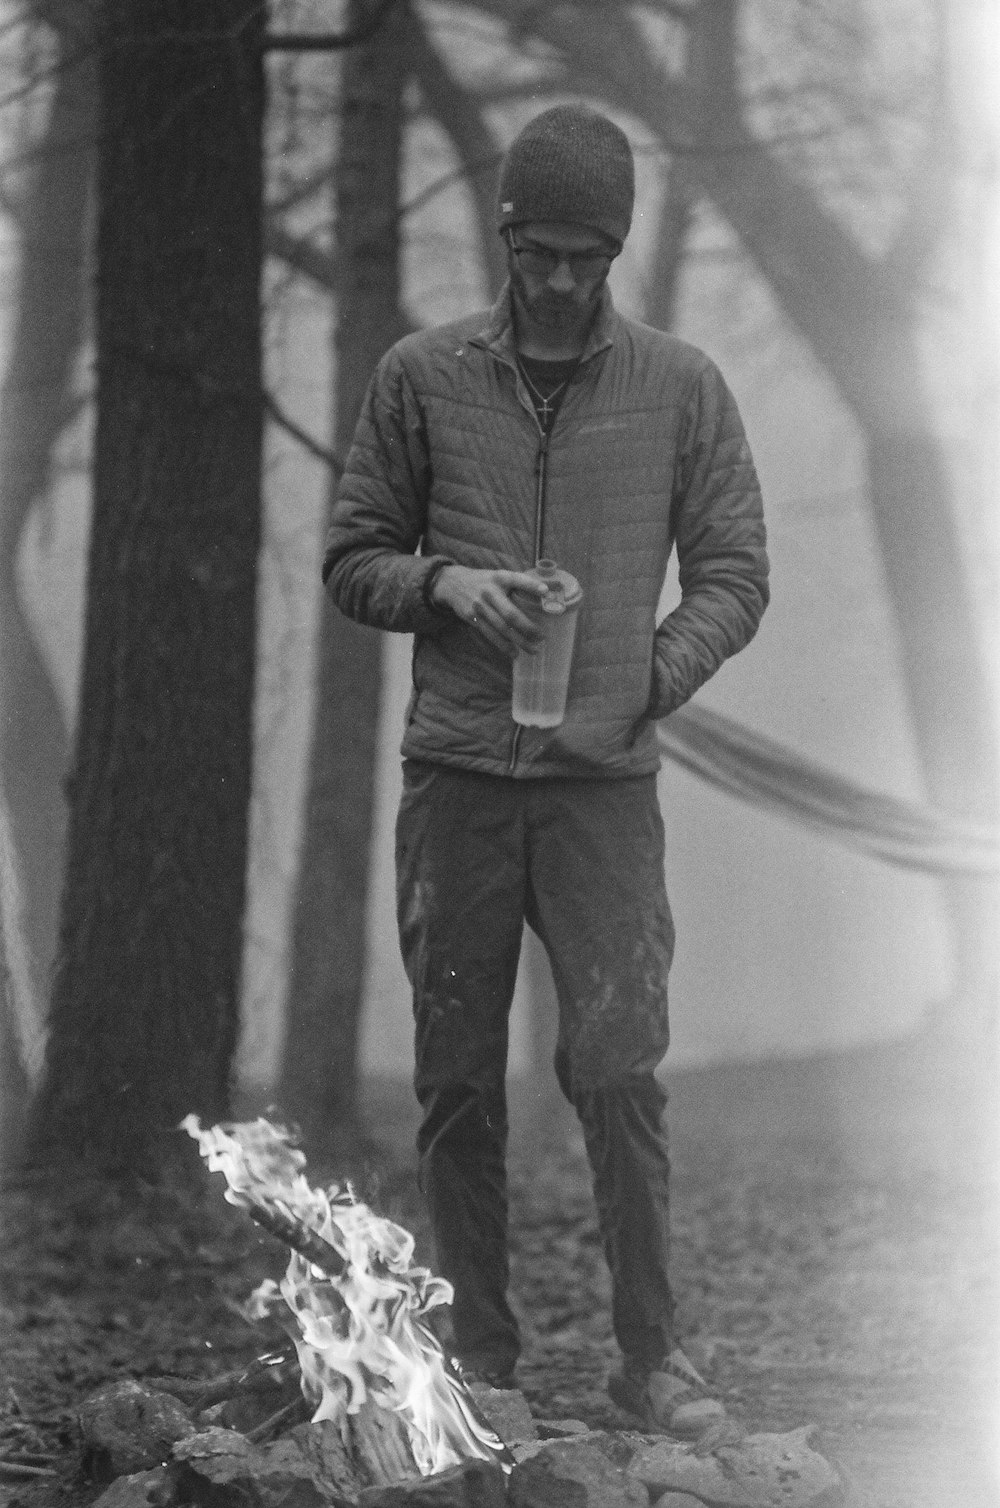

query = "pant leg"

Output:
[[524, 775, 675, 1369], [395, 760, 526, 1377]]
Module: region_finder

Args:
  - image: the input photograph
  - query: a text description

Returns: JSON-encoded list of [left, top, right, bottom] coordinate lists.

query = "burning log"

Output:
[[244, 1199, 349, 1276], [241, 1193, 512, 1461], [181, 1115, 514, 1486]]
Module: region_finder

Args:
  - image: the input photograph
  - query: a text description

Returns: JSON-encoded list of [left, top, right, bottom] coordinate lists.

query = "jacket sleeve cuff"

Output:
[[422, 558, 454, 616]]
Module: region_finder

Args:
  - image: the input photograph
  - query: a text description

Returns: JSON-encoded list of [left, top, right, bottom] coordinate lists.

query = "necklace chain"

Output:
[[517, 360, 571, 419]]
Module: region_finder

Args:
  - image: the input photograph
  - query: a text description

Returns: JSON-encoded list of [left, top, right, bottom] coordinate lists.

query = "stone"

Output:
[[464, 1386, 538, 1445], [356, 1456, 507, 1505], [508, 1437, 648, 1507], [626, 1425, 847, 1508], [534, 1419, 590, 1439], [173, 1426, 258, 1480], [78, 1380, 197, 1481], [173, 1423, 362, 1508], [91, 1467, 176, 1508]]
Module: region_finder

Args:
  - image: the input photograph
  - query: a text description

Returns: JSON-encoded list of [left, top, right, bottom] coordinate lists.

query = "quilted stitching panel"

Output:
[[327, 303, 768, 777]]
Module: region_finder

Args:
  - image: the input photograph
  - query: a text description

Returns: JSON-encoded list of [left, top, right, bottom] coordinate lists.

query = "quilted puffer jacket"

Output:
[[324, 284, 769, 779]]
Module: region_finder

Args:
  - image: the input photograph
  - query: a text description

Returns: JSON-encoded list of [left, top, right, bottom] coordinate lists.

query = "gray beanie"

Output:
[[497, 104, 635, 248]]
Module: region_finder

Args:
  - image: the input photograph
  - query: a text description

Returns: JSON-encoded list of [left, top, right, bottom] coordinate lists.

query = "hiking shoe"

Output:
[[608, 1348, 734, 1442]]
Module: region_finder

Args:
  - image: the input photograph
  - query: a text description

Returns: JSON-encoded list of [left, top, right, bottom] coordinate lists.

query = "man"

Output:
[[324, 104, 769, 1434]]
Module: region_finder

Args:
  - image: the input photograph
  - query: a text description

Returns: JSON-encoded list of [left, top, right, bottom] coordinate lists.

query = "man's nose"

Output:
[[546, 258, 577, 293]]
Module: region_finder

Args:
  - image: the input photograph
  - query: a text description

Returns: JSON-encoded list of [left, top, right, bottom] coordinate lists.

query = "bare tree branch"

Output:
[[408, 10, 507, 294], [268, 156, 336, 215], [264, 223, 336, 289], [264, 389, 343, 476], [263, 0, 400, 52]]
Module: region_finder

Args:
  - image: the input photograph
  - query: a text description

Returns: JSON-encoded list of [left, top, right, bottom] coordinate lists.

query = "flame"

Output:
[[181, 1115, 505, 1478]]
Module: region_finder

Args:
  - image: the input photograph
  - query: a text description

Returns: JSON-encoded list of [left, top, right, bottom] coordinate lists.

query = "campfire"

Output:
[[55, 1117, 848, 1508], [180, 1115, 511, 1487]]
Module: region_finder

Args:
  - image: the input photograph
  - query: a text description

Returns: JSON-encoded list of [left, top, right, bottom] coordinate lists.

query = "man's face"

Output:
[[506, 221, 618, 334]]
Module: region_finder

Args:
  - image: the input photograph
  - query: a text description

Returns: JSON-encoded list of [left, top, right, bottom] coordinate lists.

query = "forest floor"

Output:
[[0, 1034, 997, 1508]]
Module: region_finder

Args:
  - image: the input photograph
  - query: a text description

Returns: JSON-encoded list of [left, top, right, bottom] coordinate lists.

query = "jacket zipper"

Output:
[[533, 426, 550, 564], [509, 407, 552, 774]]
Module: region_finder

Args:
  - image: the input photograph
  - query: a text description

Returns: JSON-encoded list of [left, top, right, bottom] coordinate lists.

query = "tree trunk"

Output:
[[0, 15, 94, 1159], [280, 0, 409, 1154], [30, 0, 265, 1178]]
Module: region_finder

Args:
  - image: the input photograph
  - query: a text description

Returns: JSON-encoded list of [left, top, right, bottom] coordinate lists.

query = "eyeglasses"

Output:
[[508, 238, 616, 281]]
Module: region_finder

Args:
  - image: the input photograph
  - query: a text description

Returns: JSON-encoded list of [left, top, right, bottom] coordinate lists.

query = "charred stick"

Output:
[[0, 1461, 58, 1480], [143, 1347, 298, 1412], [192, 1348, 300, 1411], [246, 1397, 310, 1443]]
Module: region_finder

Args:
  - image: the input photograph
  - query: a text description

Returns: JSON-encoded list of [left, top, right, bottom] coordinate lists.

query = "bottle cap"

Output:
[[533, 558, 582, 613]]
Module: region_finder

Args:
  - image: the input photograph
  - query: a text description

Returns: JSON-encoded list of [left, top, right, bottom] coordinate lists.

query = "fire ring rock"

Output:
[[89, 1467, 175, 1508], [508, 1437, 649, 1507], [356, 1457, 507, 1506], [625, 1425, 848, 1508], [172, 1425, 342, 1508], [78, 1380, 197, 1481]]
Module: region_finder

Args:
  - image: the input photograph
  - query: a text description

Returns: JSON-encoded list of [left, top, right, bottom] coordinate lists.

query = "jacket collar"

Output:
[[468, 280, 618, 369]]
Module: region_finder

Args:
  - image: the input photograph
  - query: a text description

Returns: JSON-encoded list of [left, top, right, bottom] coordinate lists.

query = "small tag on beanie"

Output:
[[501, 201, 514, 213]]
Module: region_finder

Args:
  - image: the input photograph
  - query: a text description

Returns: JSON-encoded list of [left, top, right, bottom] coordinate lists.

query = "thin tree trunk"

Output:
[[30, 0, 265, 1178], [281, 0, 410, 1154], [0, 20, 93, 1157]]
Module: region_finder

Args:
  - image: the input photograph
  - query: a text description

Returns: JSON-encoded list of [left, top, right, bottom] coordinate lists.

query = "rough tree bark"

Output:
[[30, 0, 265, 1177], [280, 0, 409, 1153]]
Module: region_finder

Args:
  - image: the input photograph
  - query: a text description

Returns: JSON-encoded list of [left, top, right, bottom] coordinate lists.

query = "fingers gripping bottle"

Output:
[[511, 559, 583, 728]]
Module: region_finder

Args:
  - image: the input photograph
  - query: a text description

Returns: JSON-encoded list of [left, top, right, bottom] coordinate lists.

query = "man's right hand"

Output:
[[430, 564, 549, 658]]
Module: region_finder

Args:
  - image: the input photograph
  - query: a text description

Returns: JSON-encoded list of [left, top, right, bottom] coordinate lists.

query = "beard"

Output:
[[529, 292, 585, 328], [509, 260, 606, 333]]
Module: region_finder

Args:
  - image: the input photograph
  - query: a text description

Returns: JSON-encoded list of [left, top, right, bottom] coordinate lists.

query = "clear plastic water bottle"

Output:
[[511, 560, 583, 728]]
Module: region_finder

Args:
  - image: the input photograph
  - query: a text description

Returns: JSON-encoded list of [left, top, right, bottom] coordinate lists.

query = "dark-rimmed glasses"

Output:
[[508, 236, 617, 281]]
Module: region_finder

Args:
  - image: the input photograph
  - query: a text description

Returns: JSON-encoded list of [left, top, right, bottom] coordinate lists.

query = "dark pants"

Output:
[[395, 760, 676, 1379]]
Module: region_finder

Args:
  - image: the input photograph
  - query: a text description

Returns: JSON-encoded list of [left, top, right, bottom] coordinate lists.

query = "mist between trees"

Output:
[[0, 0, 996, 1178]]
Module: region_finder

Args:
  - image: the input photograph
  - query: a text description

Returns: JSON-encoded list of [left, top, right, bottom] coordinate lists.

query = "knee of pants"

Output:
[[557, 1021, 670, 1098], [566, 1068, 669, 1131], [416, 1078, 507, 1164]]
